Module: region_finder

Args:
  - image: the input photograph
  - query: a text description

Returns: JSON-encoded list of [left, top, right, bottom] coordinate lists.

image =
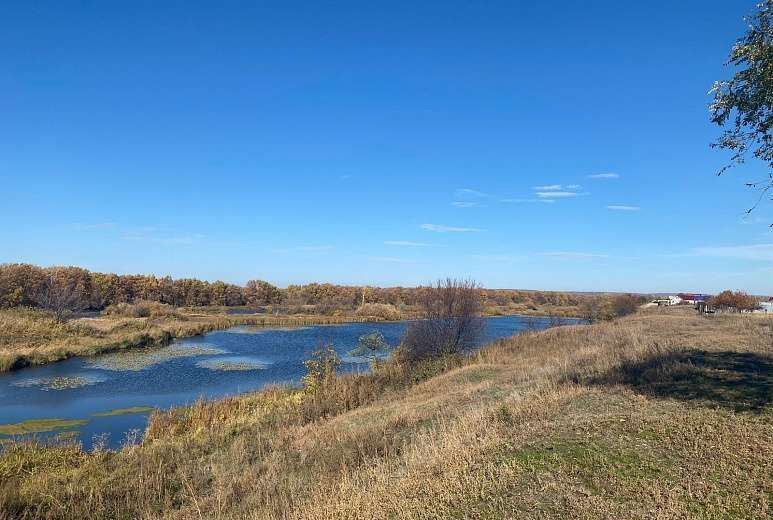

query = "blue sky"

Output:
[[1, 1, 771, 294]]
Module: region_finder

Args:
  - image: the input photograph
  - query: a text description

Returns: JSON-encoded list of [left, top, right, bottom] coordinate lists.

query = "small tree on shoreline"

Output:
[[350, 330, 389, 365], [302, 343, 341, 394], [395, 278, 484, 363]]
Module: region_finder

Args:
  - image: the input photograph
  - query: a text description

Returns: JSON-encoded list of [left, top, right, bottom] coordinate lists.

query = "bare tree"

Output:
[[36, 272, 87, 322], [397, 278, 484, 363]]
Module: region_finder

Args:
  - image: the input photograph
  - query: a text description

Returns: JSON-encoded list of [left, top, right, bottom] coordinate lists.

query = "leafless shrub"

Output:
[[395, 278, 484, 363], [35, 272, 88, 322], [610, 294, 643, 318], [580, 293, 646, 322]]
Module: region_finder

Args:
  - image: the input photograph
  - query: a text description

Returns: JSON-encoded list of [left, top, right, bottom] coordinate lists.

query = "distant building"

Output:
[[678, 293, 711, 304], [757, 297, 773, 313], [649, 293, 713, 308], [650, 295, 684, 307]]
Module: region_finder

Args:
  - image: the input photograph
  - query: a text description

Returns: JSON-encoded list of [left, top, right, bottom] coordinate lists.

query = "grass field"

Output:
[[0, 307, 770, 519]]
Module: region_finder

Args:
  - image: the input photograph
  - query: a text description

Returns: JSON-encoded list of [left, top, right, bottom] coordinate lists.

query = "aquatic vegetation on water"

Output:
[[92, 406, 156, 417], [12, 375, 105, 391], [0, 418, 88, 436], [196, 358, 267, 371], [228, 325, 311, 334], [85, 344, 226, 371]]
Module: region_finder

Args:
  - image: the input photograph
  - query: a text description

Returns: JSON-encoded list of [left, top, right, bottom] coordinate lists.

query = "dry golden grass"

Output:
[[1, 308, 770, 519]]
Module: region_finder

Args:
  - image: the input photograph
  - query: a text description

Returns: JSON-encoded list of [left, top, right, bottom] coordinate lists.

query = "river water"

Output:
[[0, 315, 578, 449]]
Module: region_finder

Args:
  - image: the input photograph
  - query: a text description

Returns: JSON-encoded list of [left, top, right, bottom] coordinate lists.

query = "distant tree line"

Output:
[[0, 263, 605, 317], [0, 264, 250, 312]]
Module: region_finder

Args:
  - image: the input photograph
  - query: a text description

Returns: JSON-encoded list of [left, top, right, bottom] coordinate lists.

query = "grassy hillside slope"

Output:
[[1, 308, 771, 519]]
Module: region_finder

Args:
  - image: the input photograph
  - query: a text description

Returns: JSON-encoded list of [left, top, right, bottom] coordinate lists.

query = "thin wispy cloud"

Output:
[[690, 243, 773, 261], [420, 223, 483, 233], [535, 191, 581, 199], [75, 222, 116, 230], [531, 184, 586, 199], [384, 241, 436, 247], [468, 254, 525, 262], [451, 201, 483, 208], [532, 184, 582, 192], [455, 188, 489, 198], [270, 245, 334, 254], [588, 173, 619, 179], [122, 233, 204, 245], [539, 251, 609, 260], [116, 224, 203, 245], [500, 198, 555, 204], [606, 205, 640, 211], [294, 245, 334, 252], [154, 235, 205, 245]]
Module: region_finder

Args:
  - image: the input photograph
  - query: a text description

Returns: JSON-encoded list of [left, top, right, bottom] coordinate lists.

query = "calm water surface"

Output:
[[0, 316, 578, 449]]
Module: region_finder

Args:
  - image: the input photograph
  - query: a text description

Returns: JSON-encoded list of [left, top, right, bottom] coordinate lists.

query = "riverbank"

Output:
[[1, 307, 770, 518], [0, 308, 377, 372], [0, 303, 583, 372]]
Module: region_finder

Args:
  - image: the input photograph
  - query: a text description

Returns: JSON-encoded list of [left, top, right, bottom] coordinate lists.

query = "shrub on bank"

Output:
[[102, 300, 181, 319], [355, 303, 401, 321], [580, 294, 647, 322], [395, 279, 483, 363], [711, 290, 760, 312]]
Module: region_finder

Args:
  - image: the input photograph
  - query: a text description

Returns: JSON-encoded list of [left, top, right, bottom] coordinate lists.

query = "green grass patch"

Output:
[[499, 439, 663, 484], [92, 406, 155, 417], [0, 418, 88, 436], [443, 365, 502, 386]]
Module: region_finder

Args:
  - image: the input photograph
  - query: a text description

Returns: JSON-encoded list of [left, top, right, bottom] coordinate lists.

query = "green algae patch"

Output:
[[85, 344, 226, 371], [92, 406, 156, 417], [0, 418, 88, 436]]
